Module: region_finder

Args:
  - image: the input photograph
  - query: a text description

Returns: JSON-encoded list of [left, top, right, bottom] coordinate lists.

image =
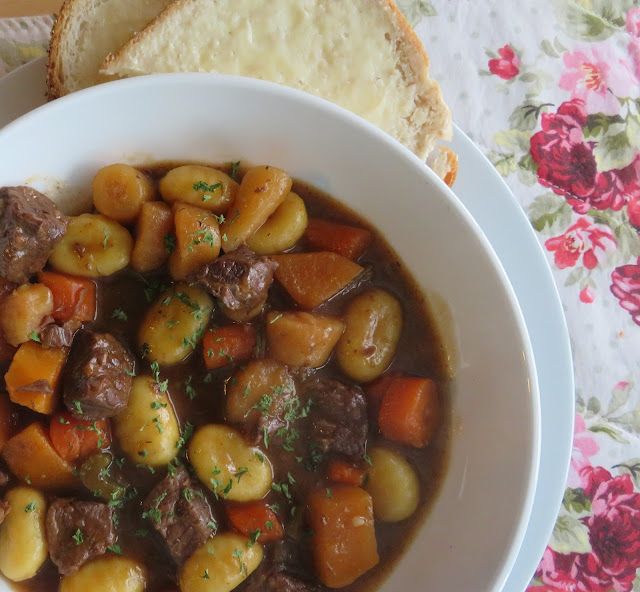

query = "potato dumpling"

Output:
[[180, 533, 262, 592], [365, 447, 419, 522], [266, 311, 345, 368], [60, 556, 147, 592], [159, 165, 238, 214], [337, 289, 403, 382], [49, 214, 133, 278], [131, 201, 174, 273], [0, 283, 53, 347], [225, 359, 295, 425], [138, 283, 213, 365], [221, 165, 292, 252], [188, 424, 272, 502], [114, 375, 180, 467], [246, 192, 308, 255], [168, 203, 221, 281], [92, 163, 156, 224], [0, 487, 47, 581]]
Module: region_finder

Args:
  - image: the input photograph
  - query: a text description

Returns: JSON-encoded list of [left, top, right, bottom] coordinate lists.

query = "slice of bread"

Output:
[[101, 0, 451, 160], [47, 0, 173, 99]]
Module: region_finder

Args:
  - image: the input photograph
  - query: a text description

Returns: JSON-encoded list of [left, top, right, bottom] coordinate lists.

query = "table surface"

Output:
[[1, 2, 640, 591], [0, 0, 61, 17]]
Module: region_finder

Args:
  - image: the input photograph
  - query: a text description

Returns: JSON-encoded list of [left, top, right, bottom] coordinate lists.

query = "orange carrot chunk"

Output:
[[202, 324, 257, 370], [378, 377, 440, 448], [38, 271, 96, 323], [327, 459, 366, 487], [226, 500, 284, 543], [305, 218, 372, 260], [308, 485, 379, 588], [2, 422, 77, 489], [50, 412, 111, 463], [273, 252, 363, 309], [5, 341, 68, 414]]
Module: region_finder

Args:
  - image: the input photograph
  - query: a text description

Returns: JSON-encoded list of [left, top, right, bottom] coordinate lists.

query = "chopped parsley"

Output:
[[187, 228, 218, 253], [150, 401, 167, 410], [142, 507, 162, 525], [111, 308, 127, 321], [271, 481, 293, 503], [134, 528, 149, 538], [182, 488, 194, 502], [107, 544, 122, 555], [203, 373, 213, 384], [265, 520, 274, 531], [232, 548, 248, 575], [234, 467, 249, 482], [28, 330, 41, 342], [193, 180, 222, 193], [185, 375, 197, 400], [230, 161, 241, 181], [326, 488, 333, 498], [24, 502, 36, 513], [72, 529, 84, 545], [248, 529, 261, 547], [152, 416, 164, 434], [58, 416, 70, 425], [164, 234, 176, 254], [175, 422, 194, 450], [207, 519, 218, 530], [202, 568, 211, 580], [150, 361, 169, 393], [72, 400, 83, 414], [102, 230, 110, 249]]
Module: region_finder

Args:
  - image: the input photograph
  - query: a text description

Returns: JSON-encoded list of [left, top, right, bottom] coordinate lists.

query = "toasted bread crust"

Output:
[[46, 0, 77, 100]]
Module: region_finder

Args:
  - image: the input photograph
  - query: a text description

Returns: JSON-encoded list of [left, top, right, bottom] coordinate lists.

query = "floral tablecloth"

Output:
[[2, 1, 640, 590]]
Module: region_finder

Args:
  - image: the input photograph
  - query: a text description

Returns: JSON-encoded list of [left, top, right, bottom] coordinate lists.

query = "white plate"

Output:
[[0, 58, 573, 592]]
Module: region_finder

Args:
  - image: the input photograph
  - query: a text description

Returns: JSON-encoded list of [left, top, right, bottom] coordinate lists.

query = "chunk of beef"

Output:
[[40, 319, 81, 349], [143, 466, 216, 564], [244, 569, 318, 592], [63, 330, 133, 419], [304, 378, 368, 461], [0, 186, 68, 283], [194, 246, 277, 314], [45, 499, 115, 574]]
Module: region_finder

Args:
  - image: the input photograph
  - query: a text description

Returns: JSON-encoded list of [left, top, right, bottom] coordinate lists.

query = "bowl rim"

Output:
[[0, 72, 541, 592]]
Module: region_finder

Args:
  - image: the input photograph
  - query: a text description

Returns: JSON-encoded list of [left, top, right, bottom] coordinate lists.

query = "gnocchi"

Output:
[[0, 283, 53, 346], [0, 487, 47, 581], [188, 424, 273, 502], [220, 165, 292, 251], [138, 283, 213, 365], [60, 556, 147, 592], [246, 192, 308, 254], [159, 165, 238, 214], [337, 289, 403, 382], [266, 311, 345, 368], [225, 359, 295, 425], [180, 533, 263, 592], [49, 214, 133, 277], [130, 201, 174, 273], [114, 375, 180, 467], [168, 203, 221, 281], [92, 163, 156, 224], [365, 447, 420, 522]]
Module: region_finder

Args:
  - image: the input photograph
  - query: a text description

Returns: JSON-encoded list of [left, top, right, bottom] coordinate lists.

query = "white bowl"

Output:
[[0, 74, 539, 592]]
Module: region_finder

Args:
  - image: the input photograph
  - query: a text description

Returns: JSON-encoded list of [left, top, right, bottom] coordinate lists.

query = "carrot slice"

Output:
[[2, 422, 77, 489], [226, 500, 284, 543], [327, 459, 366, 487], [273, 252, 363, 309], [378, 377, 440, 448], [38, 271, 96, 323], [50, 412, 111, 463], [308, 485, 379, 587], [202, 325, 257, 370], [5, 341, 68, 414], [305, 218, 372, 260]]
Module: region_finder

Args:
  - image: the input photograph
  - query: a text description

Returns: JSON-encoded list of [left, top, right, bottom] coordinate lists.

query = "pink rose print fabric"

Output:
[[2, 1, 640, 590]]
